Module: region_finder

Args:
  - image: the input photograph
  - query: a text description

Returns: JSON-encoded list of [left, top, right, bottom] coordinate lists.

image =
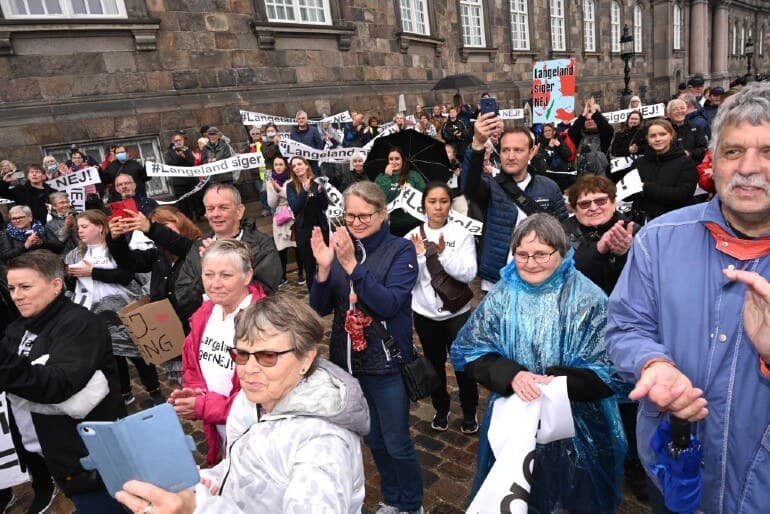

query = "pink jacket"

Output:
[[181, 283, 265, 466]]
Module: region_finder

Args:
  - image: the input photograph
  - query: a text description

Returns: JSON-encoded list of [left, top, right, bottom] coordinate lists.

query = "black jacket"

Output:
[[103, 159, 150, 200], [671, 119, 708, 165], [0, 182, 55, 226], [633, 145, 698, 220], [0, 228, 63, 262], [567, 112, 614, 154], [109, 223, 194, 332], [165, 146, 196, 167], [610, 126, 647, 158], [562, 212, 637, 295], [174, 220, 282, 321], [0, 294, 124, 481]]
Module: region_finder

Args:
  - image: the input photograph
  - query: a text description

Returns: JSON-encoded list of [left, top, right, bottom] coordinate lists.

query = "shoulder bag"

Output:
[[356, 301, 439, 402], [420, 225, 473, 313], [494, 174, 544, 216]]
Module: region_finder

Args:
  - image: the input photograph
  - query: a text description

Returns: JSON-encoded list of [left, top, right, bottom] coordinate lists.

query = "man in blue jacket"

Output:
[[462, 113, 568, 291], [606, 82, 770, 514]]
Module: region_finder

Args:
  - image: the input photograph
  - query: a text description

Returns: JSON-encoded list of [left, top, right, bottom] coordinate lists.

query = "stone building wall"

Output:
[[0, 0, 768, 167]]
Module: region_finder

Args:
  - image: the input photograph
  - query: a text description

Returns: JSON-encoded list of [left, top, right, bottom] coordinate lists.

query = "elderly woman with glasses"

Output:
[[0, 205, 61, 262], [451, 213, 627, 514], [170, 239, 266, 467], [116, 295, 369, 514], [562, 175, 637, 295], [309, 181, 424, 514]]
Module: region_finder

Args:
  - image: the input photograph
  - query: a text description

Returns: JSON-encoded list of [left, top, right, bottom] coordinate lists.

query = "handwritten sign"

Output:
[[118, 298, 185, 365], [46, 167, 101, 212]]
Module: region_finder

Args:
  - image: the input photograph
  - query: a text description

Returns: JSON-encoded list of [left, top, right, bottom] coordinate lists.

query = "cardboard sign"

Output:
[[0, 393, 28, 489], [118, 298, 185, 365]]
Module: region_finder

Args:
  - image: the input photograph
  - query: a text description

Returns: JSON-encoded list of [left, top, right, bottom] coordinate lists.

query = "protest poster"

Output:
[[46, 166, 101, 212], [146, 154, 265, 178], [118, 298, 185, 365], [532, 58, 577, 124], [241, 110, 353, 126], [615, 169, 644, 201], [498, 109, 525, 120], [0, 393, 28, 489]]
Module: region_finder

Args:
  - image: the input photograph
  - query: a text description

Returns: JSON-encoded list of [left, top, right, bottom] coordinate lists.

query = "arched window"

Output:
[[583, 0, 596, 52], [673, 3, 682, 50], [633, 4, 642, 52], [550, 0, 566, 51], [611, 1, 621, 52]]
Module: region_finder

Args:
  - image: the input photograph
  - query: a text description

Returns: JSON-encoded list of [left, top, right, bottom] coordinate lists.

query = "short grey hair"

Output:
[[666, 98, 686, 116], [203, 183, 242, 206], [49, 192, 69, 204], [295, 110, 307, 118], [343, 181, 386, 212], [201, 238, 252, 276], [710, 81, 770, 154], [680, 93, 699, 109], [9, 205, 32, 219], [7, 250, 66, 284], [510, 213, 569, 256], [349, 151, 366, 170], [42, 155, 57, 166], [234, 294, 321, 374]]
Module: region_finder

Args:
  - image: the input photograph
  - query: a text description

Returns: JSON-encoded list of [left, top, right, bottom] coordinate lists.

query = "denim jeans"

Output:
[[358, 373, 423, 511], [56, 484, 124, 514]]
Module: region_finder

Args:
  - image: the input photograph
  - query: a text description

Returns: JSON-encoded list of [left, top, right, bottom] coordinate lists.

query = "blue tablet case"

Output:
[[78, 403, 200, 497]]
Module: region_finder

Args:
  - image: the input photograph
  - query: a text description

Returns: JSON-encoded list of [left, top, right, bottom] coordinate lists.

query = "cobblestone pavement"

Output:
[[7, 204, 649, 513]]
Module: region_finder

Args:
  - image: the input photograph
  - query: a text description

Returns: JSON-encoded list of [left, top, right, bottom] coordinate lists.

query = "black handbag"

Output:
[[420, 226, 474, 313], [356, 302, 439, 402]]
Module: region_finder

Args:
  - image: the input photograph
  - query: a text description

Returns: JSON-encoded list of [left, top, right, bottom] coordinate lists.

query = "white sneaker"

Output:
[[375, 504, 400, 514]]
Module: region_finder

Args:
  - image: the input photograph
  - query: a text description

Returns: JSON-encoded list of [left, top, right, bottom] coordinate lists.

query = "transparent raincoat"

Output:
[[451, 249, 627, 513]]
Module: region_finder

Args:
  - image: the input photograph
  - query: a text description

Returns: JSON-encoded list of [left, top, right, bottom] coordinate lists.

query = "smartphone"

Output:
[[109, 198, 138, 220], [480, 97, 498, 116]]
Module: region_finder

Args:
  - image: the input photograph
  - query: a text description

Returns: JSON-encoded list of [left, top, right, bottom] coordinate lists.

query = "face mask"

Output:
[[47, 165, 57, 172], [266, 132, 276, 138], [116, 152, 128, 162], [261, 136, 270, 143]]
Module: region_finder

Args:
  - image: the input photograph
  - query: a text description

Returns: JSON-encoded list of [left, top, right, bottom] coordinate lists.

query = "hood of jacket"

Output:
[[499, 247, 577, 293], [264, 359, 370, 436], [642, 143, 687, 163]]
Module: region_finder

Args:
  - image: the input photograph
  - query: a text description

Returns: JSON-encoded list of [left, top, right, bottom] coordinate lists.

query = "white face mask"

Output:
[[266, 132, 276, 138]]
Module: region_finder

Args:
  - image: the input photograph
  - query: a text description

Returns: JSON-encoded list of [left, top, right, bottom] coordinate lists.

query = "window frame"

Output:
[[263, 0, 332, 26], [732, 20, 737, 56], [399, 0, 430, 37], [0, 0, 127, 19], [508, 0, 531, 52], [251, 0, 356, 51], [673, 3, 682, 51], [549, 0, 566, 52], [583, 0, 596, 52], [633, 3, 642, 53], [610, 1, 621, 53], [741, 24, 745, 56], [459, 0, 486, 48]]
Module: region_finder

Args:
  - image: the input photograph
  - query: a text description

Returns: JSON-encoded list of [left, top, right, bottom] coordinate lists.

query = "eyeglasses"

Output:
[[228, 348, 295, 367], [344, 211, 379, 224], [575, 196, 610, 210], [513, 249, 558, 265]]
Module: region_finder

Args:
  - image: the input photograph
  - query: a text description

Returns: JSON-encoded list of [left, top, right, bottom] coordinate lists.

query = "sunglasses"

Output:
[[576, 196, 610, 210], [228, 348, 294, 367]]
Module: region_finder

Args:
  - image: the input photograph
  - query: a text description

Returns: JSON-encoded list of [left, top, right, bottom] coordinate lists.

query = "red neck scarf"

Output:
[[704, 222, 770, 260]]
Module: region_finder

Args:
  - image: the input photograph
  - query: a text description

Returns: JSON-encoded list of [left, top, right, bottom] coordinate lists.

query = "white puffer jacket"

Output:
[[196, 359, 370, 513]]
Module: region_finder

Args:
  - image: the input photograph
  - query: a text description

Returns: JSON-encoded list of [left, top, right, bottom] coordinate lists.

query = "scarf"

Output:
[[272, 169, 290, 187], [6, 220, 44, 242]]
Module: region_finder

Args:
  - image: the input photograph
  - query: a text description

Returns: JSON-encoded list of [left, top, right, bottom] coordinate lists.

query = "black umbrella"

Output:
[[431, 73, 486, 91], [364, 130, 452, 183]]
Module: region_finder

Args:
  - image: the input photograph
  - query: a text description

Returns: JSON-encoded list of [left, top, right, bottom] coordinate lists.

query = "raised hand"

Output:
[[723, 268, 770, 362], [409, 233, 425, 255], [629, 361, 708, 421], [310, 226, 334, 281]]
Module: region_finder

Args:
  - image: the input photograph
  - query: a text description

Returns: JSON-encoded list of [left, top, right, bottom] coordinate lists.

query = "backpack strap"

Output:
[[493, 175, 544, 216]]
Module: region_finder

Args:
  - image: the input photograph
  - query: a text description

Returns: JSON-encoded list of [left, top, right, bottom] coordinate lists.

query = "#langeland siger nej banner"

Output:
[[532, 58, 577, 125]]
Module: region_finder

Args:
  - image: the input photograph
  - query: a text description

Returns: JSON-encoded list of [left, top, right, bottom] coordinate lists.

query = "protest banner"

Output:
[[602, 103, 665, 124], [0, 393, 28, 489], [615, 169, 644, 201], [532, 58, 577, 124], [241, 110, 353, 126], [46, 166, 101, 212], [498, 109, 525, 120], [279, 140, 369, 163], [118, 298, 185, 365], [146, 154, 264, 178], [467, 378, 573, 513]]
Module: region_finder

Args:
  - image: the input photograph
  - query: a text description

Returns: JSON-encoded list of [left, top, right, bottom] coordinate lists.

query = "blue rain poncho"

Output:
[[450, 249, 626, 513]]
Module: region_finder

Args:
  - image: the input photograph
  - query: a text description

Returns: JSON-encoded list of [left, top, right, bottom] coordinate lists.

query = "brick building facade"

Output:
[[1, 0, 768, 181]]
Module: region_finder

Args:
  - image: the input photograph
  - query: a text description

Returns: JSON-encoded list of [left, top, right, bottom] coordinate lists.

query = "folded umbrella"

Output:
[[363, 130, 452, 183], [649, 416, 703, 514]]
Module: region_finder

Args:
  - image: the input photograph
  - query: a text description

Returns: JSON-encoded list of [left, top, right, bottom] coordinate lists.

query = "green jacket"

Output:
[[374, 170, 425, 229]]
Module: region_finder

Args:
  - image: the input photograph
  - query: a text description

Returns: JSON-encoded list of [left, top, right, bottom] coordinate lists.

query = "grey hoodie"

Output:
[[197, 359, 369, 513]]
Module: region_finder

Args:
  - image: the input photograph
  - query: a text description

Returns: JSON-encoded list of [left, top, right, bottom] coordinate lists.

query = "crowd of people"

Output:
[[0, 77, 769, 514]]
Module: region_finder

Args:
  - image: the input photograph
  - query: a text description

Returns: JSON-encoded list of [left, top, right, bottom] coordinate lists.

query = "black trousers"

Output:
[[115, 356, 160, 395], [295, 226, 327, 292], [278, 247, 304, 282], [414, 310, 478, 419]]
